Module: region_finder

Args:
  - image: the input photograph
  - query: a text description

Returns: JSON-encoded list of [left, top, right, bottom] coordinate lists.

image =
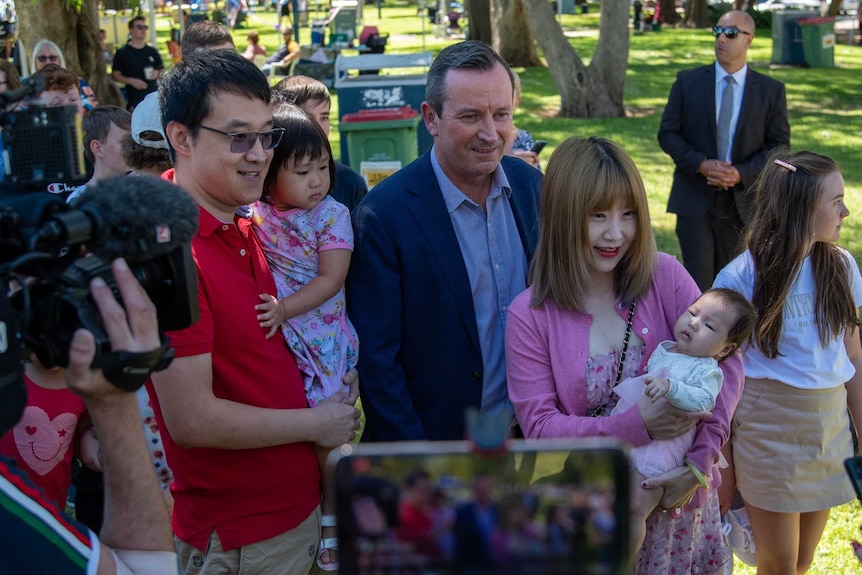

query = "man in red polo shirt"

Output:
[[147, 51, 360, 574]]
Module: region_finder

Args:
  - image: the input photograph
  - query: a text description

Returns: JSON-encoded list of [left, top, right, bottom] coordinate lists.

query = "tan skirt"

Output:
[[732, 377, 855, 513]]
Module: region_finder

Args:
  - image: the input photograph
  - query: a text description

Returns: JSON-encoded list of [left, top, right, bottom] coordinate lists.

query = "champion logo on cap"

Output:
[[46, 182, 79, 195]]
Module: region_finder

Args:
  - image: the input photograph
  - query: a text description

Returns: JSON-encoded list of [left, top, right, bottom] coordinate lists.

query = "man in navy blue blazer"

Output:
[[347, 41, 542, 441]]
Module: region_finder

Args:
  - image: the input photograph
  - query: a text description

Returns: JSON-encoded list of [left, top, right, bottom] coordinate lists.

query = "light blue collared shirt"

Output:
[[715, 62, 748, 163], [431, 147, 527, 422]]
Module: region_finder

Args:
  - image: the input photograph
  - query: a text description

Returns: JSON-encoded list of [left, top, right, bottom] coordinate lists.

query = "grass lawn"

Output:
[[144, 3, 862, 571]]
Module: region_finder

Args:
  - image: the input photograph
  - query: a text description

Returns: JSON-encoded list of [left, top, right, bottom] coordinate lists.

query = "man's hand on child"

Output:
[[342, 369, 360, 406], [314, 390, 361, 446], [255, 293, 286, 339]]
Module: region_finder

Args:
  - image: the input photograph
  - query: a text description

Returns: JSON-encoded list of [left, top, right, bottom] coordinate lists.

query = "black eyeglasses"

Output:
[[199, 125, 285, 153], [134, 24, 149, 30], [37, 55, 60, 63], [713, 26, 751, 40]]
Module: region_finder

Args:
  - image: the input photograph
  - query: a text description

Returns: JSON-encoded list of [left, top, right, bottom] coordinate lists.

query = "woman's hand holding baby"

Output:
[[638, 393, 710, 440]]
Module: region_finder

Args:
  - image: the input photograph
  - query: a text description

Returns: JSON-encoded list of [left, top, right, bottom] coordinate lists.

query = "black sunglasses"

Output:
[[199, 125, 285, 153], [37, 55, 60, 63], [712, 26, 751, 40]]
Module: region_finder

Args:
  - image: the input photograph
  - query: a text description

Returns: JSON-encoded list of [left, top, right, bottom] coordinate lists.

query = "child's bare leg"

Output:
[[316, 444, 338, 568], [629, 469, 664, 557]]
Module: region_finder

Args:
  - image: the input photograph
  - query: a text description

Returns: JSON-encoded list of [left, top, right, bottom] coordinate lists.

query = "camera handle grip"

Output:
[[96, 335, 175, 392]]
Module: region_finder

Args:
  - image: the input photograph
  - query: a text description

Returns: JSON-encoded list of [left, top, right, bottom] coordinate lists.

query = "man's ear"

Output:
[[421, 101, 439, 137], [89, 138, 103, 160], [165, 121, 192, 159]]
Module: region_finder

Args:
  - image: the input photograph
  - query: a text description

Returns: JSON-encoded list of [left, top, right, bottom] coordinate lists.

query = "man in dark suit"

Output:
[[658, 10, 789, 290], [347, 41, 542, 441]]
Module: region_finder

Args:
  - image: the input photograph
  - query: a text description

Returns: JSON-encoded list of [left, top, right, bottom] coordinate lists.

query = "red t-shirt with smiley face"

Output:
[[0, 374, 88, 510]]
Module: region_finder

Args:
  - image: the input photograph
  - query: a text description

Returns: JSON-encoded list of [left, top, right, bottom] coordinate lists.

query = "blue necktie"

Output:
[[716, 76, 735, 162]]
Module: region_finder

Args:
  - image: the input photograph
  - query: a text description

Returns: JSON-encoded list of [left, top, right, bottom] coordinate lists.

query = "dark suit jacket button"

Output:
[[471, 371, 481, 381]]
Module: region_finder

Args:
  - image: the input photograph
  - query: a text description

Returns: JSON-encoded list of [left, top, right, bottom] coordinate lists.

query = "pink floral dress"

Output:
[[251, 197, 359, 406], [586, 345, 731, 574]]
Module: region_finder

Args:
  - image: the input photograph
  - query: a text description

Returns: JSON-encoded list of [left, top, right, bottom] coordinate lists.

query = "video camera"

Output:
[[0, 176, 200, 393], [0, 75, 88, 190], [0, 73, 200, 394]]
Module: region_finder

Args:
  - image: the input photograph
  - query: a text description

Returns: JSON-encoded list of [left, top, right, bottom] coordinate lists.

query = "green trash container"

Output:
[[339, 106, 420, 188], [334, 52, 433, 167], [798, 17, 836, 68]]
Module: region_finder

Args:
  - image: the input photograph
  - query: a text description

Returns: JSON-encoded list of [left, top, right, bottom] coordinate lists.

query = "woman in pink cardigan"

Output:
[[505, 136, 744, 574]]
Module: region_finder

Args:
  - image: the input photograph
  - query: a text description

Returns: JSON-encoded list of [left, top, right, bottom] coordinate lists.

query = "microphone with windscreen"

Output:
[[74, 174, 200, 261], [14, 175, 200, 378]]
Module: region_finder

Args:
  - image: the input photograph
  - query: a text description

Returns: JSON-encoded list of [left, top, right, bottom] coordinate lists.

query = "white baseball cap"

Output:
[[131, 92, 168, 150]]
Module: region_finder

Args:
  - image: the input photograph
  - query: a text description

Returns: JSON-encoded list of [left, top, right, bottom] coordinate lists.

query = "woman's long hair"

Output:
[[529, 136, 657, 311], [747, 151, 858, 357], [30, 39, 66, 73]]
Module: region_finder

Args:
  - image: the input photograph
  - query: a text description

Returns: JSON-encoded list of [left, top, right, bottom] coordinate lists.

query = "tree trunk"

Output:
[[522, 0, 629, 117], [660, 0, 680, 25], [494, 0, 541, 66], [684, 0, 711, 28], [826, 0, 842, 15], [17, 0, 124, 107], [464, 0, 492, 43]]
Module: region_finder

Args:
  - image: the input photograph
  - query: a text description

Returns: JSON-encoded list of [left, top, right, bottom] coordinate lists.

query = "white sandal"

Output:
[[316, 514, 338, 571]]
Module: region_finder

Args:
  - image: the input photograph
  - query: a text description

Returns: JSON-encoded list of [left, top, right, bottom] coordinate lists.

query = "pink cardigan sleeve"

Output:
[[687, 350, 743, 479], [505, 290, 652, 447]]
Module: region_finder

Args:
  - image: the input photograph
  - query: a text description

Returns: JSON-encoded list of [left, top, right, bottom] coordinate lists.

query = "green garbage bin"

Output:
[[798, 17, 836, 68], [335, 52, 434, 167], [339, 106, 420, 188]]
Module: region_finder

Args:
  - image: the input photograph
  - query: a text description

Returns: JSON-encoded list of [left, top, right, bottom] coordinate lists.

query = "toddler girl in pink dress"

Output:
[[250, 103, 358, 571]]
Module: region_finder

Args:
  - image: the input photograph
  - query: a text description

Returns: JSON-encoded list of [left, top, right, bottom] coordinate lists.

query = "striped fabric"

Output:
[[0, 457, 99, 574]]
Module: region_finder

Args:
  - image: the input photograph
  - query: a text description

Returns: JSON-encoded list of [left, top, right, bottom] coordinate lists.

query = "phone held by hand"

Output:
[[530, 140, 548, 155], [330, 438, 631, 575]]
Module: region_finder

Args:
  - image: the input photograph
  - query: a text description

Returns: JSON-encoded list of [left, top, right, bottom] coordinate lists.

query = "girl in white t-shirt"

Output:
[[714, 151, 862, 574]]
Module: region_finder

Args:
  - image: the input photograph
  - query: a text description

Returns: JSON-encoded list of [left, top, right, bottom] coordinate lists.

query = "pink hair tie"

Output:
[[774, 159, 797, 172]]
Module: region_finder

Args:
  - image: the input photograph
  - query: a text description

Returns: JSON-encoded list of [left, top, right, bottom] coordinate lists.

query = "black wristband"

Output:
[[94, 335, 175, 392]]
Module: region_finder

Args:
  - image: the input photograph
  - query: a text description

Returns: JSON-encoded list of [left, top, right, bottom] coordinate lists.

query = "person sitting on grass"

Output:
[[261, 29, 301, 76], [242, 30, 267, 61]]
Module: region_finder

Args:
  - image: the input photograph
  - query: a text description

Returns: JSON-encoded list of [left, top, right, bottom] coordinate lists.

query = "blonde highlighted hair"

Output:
[[530, 136, 657, 311]]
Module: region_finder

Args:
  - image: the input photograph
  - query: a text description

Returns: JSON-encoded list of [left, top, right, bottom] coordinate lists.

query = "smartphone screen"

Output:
[[330, 439, 630, 575]]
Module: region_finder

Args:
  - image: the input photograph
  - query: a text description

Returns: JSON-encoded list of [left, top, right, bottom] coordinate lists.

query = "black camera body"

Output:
[[19, 244, 198, 370], [1, 177, 200, 391]]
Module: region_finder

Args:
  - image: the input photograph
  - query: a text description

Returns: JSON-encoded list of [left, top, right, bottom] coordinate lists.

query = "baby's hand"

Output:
[[255, 293, 285, 339], [645, 377, 670, 403]]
